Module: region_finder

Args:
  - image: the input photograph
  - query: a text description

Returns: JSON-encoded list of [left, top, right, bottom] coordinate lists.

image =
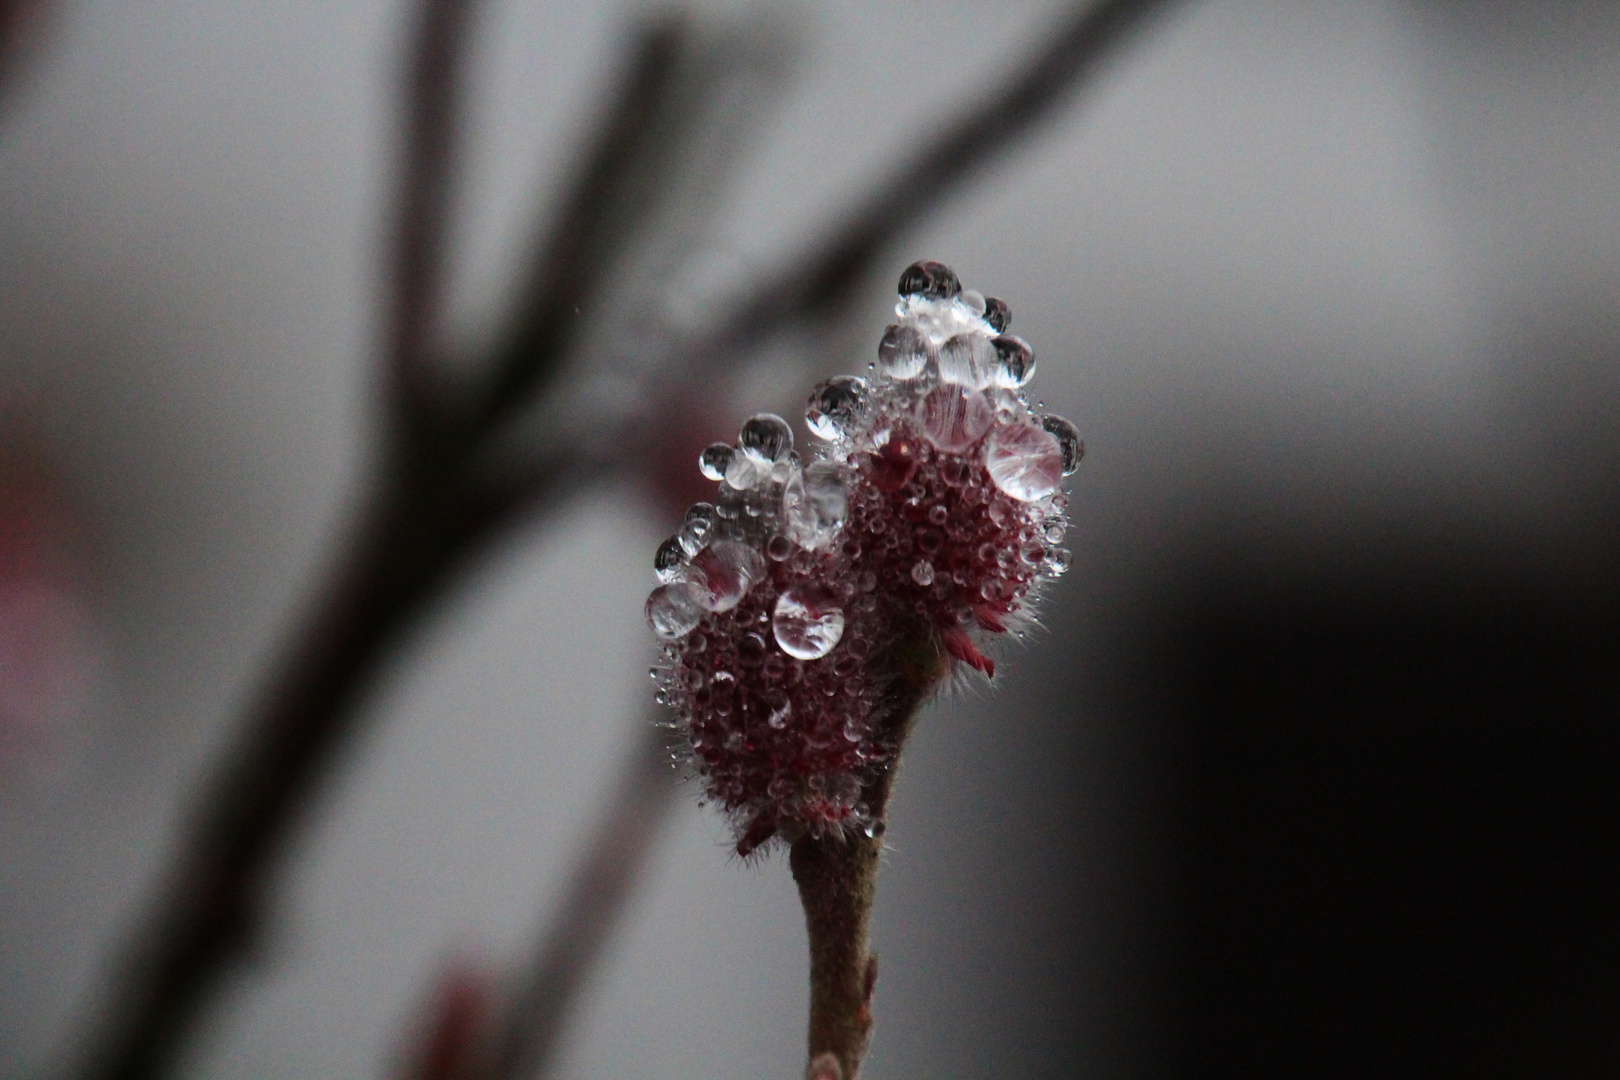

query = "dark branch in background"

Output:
[[67, 2, 1185, 1078], [387, 0, 477, 436]]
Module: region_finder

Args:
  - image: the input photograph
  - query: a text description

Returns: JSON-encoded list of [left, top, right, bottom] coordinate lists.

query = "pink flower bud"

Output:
[[647, 263, 1080, 854]]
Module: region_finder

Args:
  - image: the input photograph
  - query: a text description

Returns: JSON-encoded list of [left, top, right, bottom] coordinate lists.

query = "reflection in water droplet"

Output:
[[646, 581, 705, 640], [877, 324, 930, 379], [911, 560, 935, 586], [783, 462, 848, 550], [689, 540, 765, 612], [805, 376, 869, 440], [1041, 414, 1084, 474], [937, 333, 995, 389], [990, 334, 1036, 388], [699, 443, 733, 481], [739, 413, 793, 461], [985, 423, 1064, 501], [917, 385, 993, 452], [772, 585, 846, 660], [654, 536, 685, 581], [678, 503, 715, 555]]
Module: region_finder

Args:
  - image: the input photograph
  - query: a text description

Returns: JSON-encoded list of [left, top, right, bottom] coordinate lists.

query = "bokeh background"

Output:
[[1, 0, 1618, 1077]]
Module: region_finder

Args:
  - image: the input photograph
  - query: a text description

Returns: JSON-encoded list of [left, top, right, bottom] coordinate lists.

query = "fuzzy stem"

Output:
[[791, 832, 880, 1079]]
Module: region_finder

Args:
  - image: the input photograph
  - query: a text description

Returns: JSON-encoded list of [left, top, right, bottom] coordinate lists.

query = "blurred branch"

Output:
[[70, 2, 1185, 1077], [388, 0, 479, 438]]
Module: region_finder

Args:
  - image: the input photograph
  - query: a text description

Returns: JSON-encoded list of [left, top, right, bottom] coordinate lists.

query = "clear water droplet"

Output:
[[772, 585, 846, 660], [1041, 415, 1084, 474], [917, 385, 993, 452], [688, 540, 765, 612], [911, 560, 935, 586], [805, 376, 869, 440], [768, 697, 792, 729], [985, 423, 1064, 502], [898, 260, 959, 299], [983, 296, 1011, 333], [1048, 547, 1072, 575], [877, 324, 931, 379], [699, 443, 733, 481], [679, 502, 715, 555], [990, 334, 1036, 388], [937, 333, 996, 389], [766, 534, 792, 561], [783, 462, 848, 550], [724, 450, 764, 490], [654, 536, 685, 581], [646, 581, 705, 640], [959, 289, 986, 316], [739, 413, 793, 462]]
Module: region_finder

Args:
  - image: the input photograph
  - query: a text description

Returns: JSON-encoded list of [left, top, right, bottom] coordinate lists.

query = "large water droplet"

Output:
[[646, 581, 705, 640], [918, 384, 993, 452], [773, 585, 846, 660], [699, 443, 733, 481], [739, 413, 793, 462], [805, 376, 869, 441], [877, 324, 931, 379], [654, 536, 685, 582], [724, 451, 764, 490], [688, 539, 765, 612], [898, 259, 960, 299], [990, 334, 1035, 388], [1041, 415, 1084, 474], [783, 461, 848, 549], [983, 296, 1011, 333], [985, 423, 1064, 501], [678, 502, 715, 555], [938, 333, 995, 389]]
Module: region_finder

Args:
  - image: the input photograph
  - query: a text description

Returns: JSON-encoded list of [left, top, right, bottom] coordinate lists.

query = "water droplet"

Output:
[[654, 536, 685, 581], [783, 462, 848, 550], [772, 585, 846, 660], [767, 697, 791, 729], [990, 334, 1036, 388], [679, 502, 715, 555], [1044, 521, 1066, 544], [877, 324, 931, 379], [898, 259, 960, 299], [738, 633, 767, 667], [983, 296, 1011, 333], [687, 631, 707, 653], [985, 423, 1064, 502], [959, 289, 986, 316], [739, 413, 793, 462], [918, 385, 993, 452], [646, 581, 705, 640], [911, 560, 935, 586], [699, 443, 733, 481], [688, 540, 765, 612], [805, 375, 869, 440], [1041, 415, 1084, 474], [927, 504, 948, 526], [867, 436, 918, 491], [1048, 547, 1072, 575], [938, 333, 995, 388], [766, 534, 792, 561], [724, 450, 764, 490]]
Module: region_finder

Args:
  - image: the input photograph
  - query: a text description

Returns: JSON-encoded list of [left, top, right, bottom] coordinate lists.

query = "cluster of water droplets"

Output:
[[646, 260, 1082, 853]]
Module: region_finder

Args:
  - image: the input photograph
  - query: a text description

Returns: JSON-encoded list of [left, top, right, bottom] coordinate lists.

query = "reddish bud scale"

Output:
[[648, 263, 1080, 852]]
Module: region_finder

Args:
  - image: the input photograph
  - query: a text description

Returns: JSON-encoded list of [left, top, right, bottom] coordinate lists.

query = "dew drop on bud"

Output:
[[959, 289, 987, 316], [654, 536, 686, 581], [783, 461, 848, 549], [983, 296, 1011, 333], [679, 502, 715, 555], [918, 384, 994, 452], [990, 334, 1036, 388], [1041, 414, 1084, 474], [938, 333, 995, 389], [773, 585, 846, 660], [877, 324, 931, 380], [688, 539, 765, 612], [646, 581, 705, 640], [805, 376, 869, 440], [898, 259, 960, 299], [911, 559, 935, 586], [739, 413, 793, 462], [699, 443, 733, 481], [1047, 547, 1072, 575], [724, 451, 763, 490], [985, 423, 1064, 502]]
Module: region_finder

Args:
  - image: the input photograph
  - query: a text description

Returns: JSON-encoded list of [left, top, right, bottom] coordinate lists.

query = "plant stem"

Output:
[[790, 832, 882, 1080]]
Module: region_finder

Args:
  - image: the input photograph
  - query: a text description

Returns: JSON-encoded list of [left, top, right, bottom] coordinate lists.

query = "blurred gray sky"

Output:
[[0, 0, 1616, 1077]]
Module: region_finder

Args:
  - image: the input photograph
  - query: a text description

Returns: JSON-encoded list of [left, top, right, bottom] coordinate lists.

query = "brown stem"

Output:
[[791, 833, 882, 1080]]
